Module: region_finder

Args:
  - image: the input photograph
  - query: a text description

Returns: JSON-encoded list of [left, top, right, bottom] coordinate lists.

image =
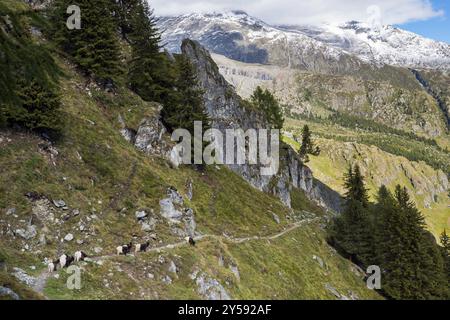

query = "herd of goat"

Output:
[[48, 237, 196, 272]]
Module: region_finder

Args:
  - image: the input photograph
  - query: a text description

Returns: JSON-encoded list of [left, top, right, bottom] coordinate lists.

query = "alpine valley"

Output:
[[0, 1, 448, 301]]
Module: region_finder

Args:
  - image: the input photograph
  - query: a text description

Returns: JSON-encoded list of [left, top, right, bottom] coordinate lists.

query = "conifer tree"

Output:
[[161, 55, 210, 133], [1, 79, 63, 135], [377, 185, 448, 299], [161, 54, 211, 166], [298, 125, 320, 163], [49, 0, 122, 86], [331, 164, 374, 265], [250, 86, 284, 129], [441, 230, 450, 253], [125, 0, 176, 104]]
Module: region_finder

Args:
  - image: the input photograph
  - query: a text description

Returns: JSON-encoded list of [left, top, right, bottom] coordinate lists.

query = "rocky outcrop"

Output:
[[126, 113, 183, 168], [182, 39, 341, 212]]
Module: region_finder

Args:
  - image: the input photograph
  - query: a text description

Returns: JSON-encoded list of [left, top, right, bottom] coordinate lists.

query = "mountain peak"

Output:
[[158, 11, 450, 70]]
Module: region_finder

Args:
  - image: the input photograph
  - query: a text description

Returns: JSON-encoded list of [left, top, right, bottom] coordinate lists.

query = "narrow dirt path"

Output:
[[32, 217, 318, 296]]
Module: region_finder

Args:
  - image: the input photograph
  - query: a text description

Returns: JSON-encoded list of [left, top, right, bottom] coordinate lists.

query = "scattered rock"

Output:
[[12, 268, 36, 287], [193, 272, 231, 300], [64, 233, 74, 242], [120, 128, 136, 143], [160, 198, 183, 221], [39, 234, 47, 246], [229, 265, 240, 281], [25, 192, 43, 201], [186, 179, 193, 201], [162, 275, 172, 285], [0, 286, 20, 300], [6, 208, 16, 216], [313, 255, 325, 269], [15, 225, 37, 240], [72, 209, 80, 217], [168, 261, 178, 274], [324, 283, 341, 299], [53, 199, 66, 208], [141, 221, 155, 232], [348, 291, 360, 300], [218, 256, 224, 267], [271, 212, 281, 224], [135, 210, 147, 221]]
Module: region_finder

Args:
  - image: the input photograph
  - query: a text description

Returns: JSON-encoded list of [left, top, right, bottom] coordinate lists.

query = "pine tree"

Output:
[[49, 0, 122, 86], [343, 164, 370, 208], [298, 125, 320, 163], [250, 86, 284, 129], [377, 185, 448, 299], [1, 79, 63, 135], [125, 0, 176, 104], [440, 230, 450, 252], [331, 165, 374, 265], [161, 54, 211, 165]]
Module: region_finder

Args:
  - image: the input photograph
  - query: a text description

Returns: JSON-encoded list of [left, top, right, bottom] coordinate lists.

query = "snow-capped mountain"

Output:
[[278, 21, 450, 70], [158, 11, 450, 71]]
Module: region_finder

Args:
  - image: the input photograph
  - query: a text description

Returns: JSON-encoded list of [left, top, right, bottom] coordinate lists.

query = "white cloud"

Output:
[[149, 0, 444, 25]]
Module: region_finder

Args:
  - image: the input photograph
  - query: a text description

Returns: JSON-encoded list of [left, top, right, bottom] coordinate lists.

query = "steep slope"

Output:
[[0, 4, 380, 299], [181, 40, 341, 212], [197, 53, 449, 239], [0, 57, 380, 301], [282, 129, 449, 239], [211, 53, 448, 139]]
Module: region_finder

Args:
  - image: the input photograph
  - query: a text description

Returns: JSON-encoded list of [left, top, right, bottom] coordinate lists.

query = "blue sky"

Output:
[[398, 0, 449, 43]]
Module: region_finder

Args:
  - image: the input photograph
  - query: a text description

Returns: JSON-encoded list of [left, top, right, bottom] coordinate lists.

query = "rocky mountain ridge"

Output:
[[158, 11, 450, 72]]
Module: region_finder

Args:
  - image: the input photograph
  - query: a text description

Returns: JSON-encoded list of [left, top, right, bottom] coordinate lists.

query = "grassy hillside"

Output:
[[0, 35, 380, 299], [283, 118, 450, 240]]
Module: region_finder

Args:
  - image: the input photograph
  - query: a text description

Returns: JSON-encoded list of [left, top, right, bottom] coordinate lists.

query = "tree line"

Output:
[[329, 164, 450, 299], [1, 1, 286, 158]]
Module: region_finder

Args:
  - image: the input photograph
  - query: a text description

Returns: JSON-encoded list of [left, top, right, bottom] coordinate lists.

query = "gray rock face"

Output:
[[15, 225, 37, 240], [160, 198, 183, 221], [135, 211, 148, 221], [12, 268, 36, 287], [0, 286, 20, 300], [271, 212, 281, 224], [313, 255, 325, 269], [133, 115, 183, 168], [159, 188, 197, 235], [52, 199, 66, 208], [182, 40, 341, 212], [168, 261, 178, 274], [191, 271, 231, 300], [324, 283, 341, 299], [134, 117, 167, 155]]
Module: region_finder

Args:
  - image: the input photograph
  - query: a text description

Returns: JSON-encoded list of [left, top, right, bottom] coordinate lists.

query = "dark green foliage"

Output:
[[331, 165, 373, 265], [441, 230, 450, 253], [1, 4, 59, 103], [250, 86, 284, 129], [1, 79, 63, 134], [125, 0, 177, 104], [49, 0, 122, 85], [161, 54, 211, 166], [330, 168, 450, 299], [0, 3, 62, 135], [298, 125, 320, 163]]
